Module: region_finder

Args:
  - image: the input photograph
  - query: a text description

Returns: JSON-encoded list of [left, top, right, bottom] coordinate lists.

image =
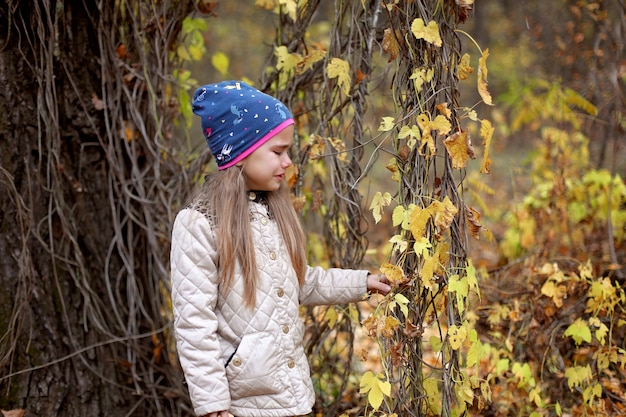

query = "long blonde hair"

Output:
[[201, 168, 307, 307]]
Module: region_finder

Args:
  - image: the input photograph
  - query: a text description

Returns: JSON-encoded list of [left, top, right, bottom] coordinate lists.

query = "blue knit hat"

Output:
[[192, 81, 294, 170]]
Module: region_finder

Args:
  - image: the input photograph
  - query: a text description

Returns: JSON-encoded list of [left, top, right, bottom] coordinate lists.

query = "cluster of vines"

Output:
[[374, 2, 482, 415], [260, 1, 382, 414], [0, 1, 203, 415], [259, 0, 491, 416]]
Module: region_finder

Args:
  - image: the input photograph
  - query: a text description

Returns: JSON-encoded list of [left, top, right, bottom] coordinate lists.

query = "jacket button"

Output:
[[261, 217, 268, 225], [288, 360, 295, 368], [269, 251, 277, 260], [282, 325, 289, 334], [232, 358, 242, 366], [277, 288, 285, 297]]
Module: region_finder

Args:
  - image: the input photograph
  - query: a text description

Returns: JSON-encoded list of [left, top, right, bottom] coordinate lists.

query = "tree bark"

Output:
[[0, 1, 191, 415]]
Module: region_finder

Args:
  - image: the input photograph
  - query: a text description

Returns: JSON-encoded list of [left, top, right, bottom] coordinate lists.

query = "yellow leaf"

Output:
[[410, 67, 434, 90], [326, 57, 351, 96], [578, 260, 594, 280], [477, 48, 493, 105], [189, 44, 205, 61], [255, 0, 276, 9], [413, 237, 432, 257], [432, 197, 459, 230], [421, 252, 438, 289], [409, 205, 429, 239], [382, 28, 400, 62], [398, 124, 421, 140], [466, 206, 483, 241], [392, 205, 412, 229], [431, 114, 451, 135], [360, 371, 391, 410], [541, 280, 567, 307], [324, 307, 338, 327], [436, 102, 452, 119], [275, 45, 302, 75], [448, 274, 468, 315], [419, 133, 436, 156], [393, 293, 409, 316], [278, 0, 297, 21], [298, 49, 326, 74], [479, 119, 494, 174], [466, 260, 480, 297], [389, 234, 408, 254], [529, 386, 543, 407], [211, 51, 230, 76], [564, 365, 592, 389], [380, 262, 406, 286], [449, 324, 468, 350], [410, 18, 442, 47], [379, 116, 395, 132], [458, 53, 473, 80], [327, 136, 348, 163], [307, 134, 326, 160], [417, 113, 431, 130], [383, 316, 401, 337], [369, 191, 392, 224], [564, 318, 592, 345], [444, 129, 475, 169], [385, 157, 401, 182]]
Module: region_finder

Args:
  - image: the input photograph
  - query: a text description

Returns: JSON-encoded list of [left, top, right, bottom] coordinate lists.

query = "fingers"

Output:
[[204, 412, 229, 417], [367, 274, 391, 295]]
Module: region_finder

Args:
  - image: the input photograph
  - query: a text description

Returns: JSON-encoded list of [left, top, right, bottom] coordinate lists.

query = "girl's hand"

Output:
[[204, 411, 229, 417], [367, 274, 391, 295]]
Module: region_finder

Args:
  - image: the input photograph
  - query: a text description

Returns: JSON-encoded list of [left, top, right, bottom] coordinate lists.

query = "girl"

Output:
[[170, 81, 390, 417]]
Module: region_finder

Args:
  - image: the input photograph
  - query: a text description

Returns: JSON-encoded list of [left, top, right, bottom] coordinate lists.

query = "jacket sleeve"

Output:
[[170, 208, 231, 416], [299, 265, 369, 306]]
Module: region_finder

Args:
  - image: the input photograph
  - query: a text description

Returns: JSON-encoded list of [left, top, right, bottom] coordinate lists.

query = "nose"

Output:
[[282, 153, 292, 168]]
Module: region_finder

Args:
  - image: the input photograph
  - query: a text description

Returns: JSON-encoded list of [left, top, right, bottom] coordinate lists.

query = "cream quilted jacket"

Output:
[[170, 198, 369, 417]]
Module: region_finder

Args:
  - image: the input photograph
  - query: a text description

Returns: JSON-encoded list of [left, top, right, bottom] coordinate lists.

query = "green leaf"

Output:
[[430, 335, 443, 352], [424, 378, 442, 414], [496, 358, 510, 375]]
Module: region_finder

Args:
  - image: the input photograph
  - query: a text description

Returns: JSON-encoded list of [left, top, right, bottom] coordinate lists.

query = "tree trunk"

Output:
[[0, 1, 193, 415], [1, 3, 124, 416]]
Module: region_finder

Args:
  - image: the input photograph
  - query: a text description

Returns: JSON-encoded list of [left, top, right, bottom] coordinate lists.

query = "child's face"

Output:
[[240, 125, 294, 191]]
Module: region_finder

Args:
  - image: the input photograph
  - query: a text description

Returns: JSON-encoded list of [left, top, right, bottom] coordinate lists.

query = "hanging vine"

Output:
[[0, 1, 207, 415]]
